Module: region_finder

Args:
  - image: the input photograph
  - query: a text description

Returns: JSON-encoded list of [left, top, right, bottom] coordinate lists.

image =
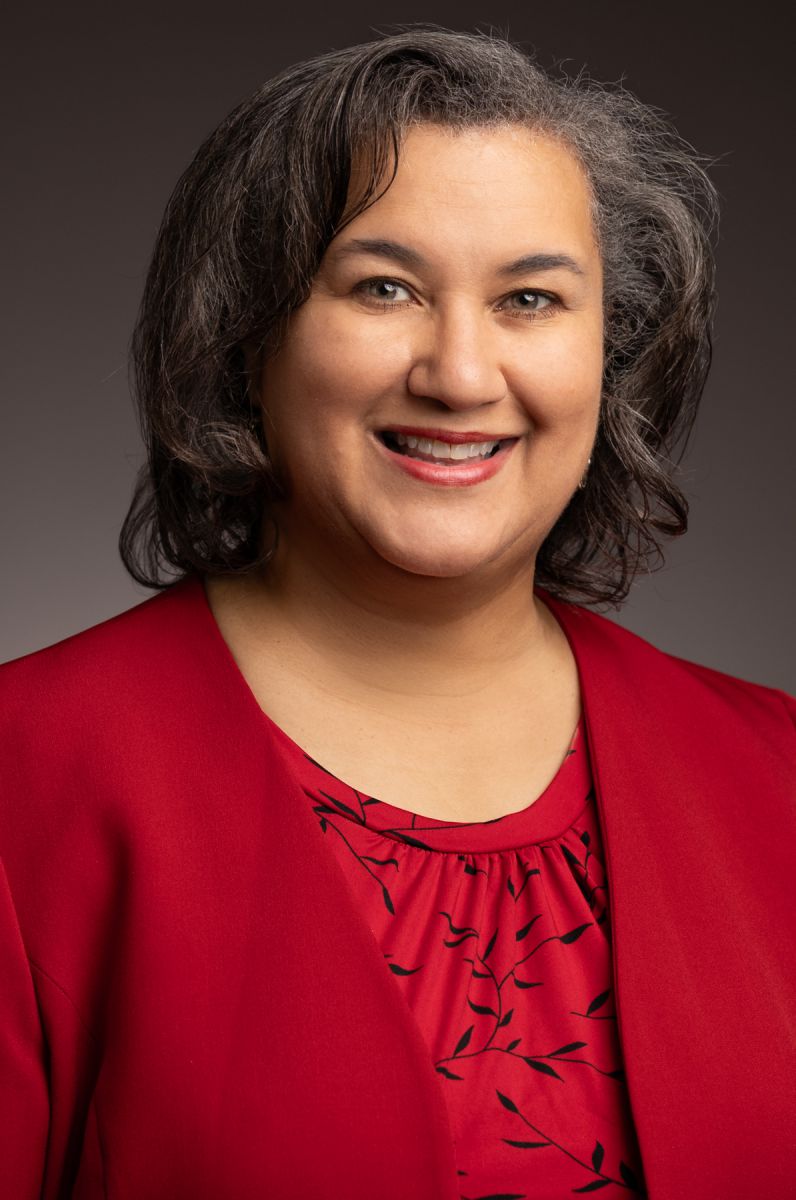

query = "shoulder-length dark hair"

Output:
[[120, 25, 718, 608]]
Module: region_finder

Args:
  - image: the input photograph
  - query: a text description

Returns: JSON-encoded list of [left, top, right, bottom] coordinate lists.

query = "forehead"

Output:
[[339, 123, 598, 263]]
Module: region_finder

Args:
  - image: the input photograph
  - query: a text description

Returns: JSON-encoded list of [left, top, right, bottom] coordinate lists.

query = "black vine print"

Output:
[[272, 713, 648, 1196]]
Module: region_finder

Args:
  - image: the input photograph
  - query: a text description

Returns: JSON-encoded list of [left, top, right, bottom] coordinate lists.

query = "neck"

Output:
[[242, 515, 560, 708]]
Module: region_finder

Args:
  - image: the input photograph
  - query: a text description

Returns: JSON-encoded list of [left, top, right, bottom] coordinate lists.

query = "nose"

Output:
[[406, 299, 508, 411]]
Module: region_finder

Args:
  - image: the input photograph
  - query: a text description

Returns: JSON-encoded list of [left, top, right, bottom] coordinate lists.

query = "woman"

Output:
[[1, 27, 793, 1200]]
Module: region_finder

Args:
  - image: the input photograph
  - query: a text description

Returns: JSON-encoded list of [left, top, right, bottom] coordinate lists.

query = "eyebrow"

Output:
[[329, 237, 586, 278]]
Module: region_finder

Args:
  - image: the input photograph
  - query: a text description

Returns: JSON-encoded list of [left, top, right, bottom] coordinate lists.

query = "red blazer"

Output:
[[1, 574, 794, 1198]]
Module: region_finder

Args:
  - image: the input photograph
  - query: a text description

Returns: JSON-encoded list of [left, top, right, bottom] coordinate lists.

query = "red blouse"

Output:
[[265, 707, 648, 1197]]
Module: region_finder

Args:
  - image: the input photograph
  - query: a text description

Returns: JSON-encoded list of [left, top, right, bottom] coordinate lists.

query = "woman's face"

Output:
[[256, 123, 604, 582]]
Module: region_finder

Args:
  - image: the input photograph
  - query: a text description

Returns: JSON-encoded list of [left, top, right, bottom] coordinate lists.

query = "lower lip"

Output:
[[373, 435, 518, 487]]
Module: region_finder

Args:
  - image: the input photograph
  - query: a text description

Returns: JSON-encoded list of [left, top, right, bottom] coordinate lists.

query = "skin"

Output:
[[207, 123, 604, 809]]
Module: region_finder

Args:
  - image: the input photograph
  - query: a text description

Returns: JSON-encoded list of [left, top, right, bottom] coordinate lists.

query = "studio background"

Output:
[[2, 1, 793, 690]]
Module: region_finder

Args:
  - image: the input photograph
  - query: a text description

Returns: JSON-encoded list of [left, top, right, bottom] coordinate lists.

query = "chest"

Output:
[[248, 674, 580, 822], [204, 576, 581, 822]]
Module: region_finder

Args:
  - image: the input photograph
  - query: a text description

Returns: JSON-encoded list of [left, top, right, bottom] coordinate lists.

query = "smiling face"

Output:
[[256, 123, 604, 583]]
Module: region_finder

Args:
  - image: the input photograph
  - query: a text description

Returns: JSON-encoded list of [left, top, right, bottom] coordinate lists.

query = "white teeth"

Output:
[[392, 432, 499, 460], [449, 442, 482, 461]]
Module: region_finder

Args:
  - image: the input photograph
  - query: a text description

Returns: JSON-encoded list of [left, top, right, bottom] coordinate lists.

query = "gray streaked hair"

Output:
[[121, 24, 718, 607]]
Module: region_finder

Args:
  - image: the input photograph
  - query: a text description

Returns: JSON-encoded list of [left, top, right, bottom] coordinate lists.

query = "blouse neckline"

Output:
[[261, 702, 592, 853], [193, 572, 593, 852]]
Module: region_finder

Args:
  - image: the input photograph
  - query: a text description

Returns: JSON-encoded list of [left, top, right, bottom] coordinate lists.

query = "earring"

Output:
[[577, 456, 592, 490]]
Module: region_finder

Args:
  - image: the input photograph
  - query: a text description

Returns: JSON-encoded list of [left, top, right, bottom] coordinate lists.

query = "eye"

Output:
[[355, 278, 414, 308], [499, 290, 559, 319]]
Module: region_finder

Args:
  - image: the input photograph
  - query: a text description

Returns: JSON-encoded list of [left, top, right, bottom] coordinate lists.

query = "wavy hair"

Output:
[[120, 25, 718, 607]]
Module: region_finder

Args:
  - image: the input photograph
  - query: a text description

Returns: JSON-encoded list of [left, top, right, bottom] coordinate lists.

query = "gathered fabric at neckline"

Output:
[[258, 701, 648, 1196]]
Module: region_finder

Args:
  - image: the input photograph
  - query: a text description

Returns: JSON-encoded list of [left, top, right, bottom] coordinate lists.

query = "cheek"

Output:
[[275, 312, 408, 412], [511, 331, 603, 424]]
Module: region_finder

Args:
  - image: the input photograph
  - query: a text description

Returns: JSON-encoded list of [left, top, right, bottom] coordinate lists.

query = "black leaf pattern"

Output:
[[514, 865, 540, 899], [440, 911, 477, 936], [550, 1041, 587, 1056], [318, 789, 362, 821], [394, 831, 434, 850], [561, 844, 582, 870], [294, 729, 645, 1195], [586, 990, 611, 1015], [516, 914, 541, 941], [468, 998, 498, 1017], [559, 922, 592, 944], [454, 1025, 474, 1056], [496, 1090, 519, 1113], [444, 932, 478, 947], [523, 1058, 563, 1081]]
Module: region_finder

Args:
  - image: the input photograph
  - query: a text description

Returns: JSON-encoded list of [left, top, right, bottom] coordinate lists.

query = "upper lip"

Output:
[[379, 426, 520, 444]]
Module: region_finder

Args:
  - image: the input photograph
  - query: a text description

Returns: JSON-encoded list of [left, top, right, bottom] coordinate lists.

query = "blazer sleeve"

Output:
[[0, 859, 48, 1198], [0, 649, 105, 1198]]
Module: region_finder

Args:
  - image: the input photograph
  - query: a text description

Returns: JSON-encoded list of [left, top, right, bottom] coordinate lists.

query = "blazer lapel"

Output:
[[184, 574, 461, 1198], [540, 588, 796, 1196]]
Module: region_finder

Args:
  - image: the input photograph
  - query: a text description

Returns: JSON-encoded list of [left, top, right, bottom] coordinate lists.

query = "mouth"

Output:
[[376, 430, 517, 465]]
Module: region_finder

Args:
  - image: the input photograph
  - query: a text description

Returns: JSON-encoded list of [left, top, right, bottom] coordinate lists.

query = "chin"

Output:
[[371, 537, 506, 580]]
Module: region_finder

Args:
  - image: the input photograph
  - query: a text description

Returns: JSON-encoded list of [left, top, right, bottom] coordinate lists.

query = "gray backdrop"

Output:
[[2, 1, 793, 691]]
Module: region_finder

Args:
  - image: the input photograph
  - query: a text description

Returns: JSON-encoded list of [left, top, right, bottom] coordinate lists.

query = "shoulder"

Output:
[[539, 587, 795, 736], [0, 574, 244, 912], [0, 575, 237, 1013], [0, 575, 211, 793], [1, 578, 195, 723], [1, 575, 201, 684]]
